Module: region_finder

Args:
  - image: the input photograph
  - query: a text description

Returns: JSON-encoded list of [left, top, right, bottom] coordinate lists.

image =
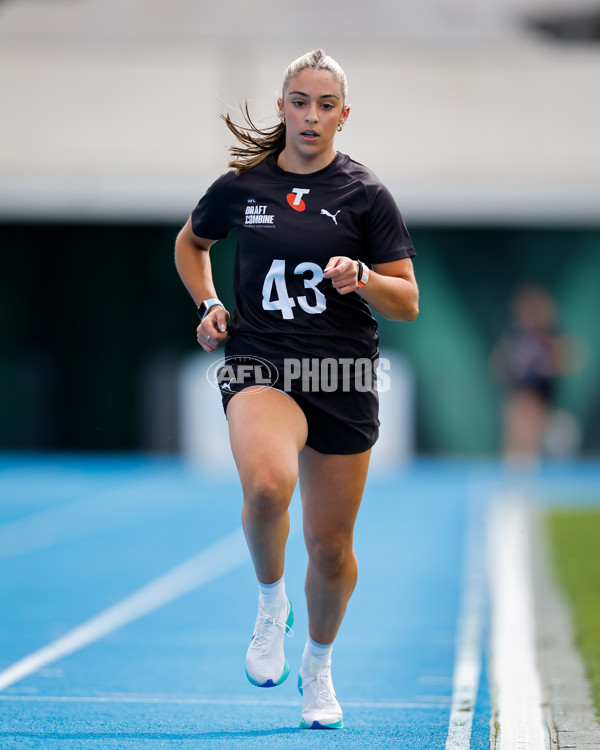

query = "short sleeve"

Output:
[[364, 183, 415, 264], [190, 171, 235, 240]]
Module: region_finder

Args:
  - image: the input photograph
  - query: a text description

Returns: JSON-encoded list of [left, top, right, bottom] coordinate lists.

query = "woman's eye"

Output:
[[292, 100, 305, 107]]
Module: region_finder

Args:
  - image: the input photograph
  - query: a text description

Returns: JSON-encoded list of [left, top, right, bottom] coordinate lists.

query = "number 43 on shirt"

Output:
[[262, 258, 326, 320]]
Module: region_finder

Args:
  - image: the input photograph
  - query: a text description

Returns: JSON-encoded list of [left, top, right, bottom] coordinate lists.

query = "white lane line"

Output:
[[0, 694, 449, 710], [0, 528, 249, 692], [488, 494, 549, 750], [445, 489, 487, 750]]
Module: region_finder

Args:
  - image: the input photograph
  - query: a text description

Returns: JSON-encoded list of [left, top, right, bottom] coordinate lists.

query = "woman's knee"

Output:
[[305, 533, 355, 577], [242, 467, 296, 518]]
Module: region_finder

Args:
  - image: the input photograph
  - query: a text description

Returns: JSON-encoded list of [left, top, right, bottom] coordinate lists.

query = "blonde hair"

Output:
[[283, 49, 347, 102], [222, 49, 347, 175]]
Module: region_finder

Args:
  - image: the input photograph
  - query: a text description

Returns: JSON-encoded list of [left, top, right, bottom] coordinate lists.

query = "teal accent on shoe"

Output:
[[299, 718, 344, 730], [245, 599, 294, 688], [246, 659, 290, 688], [297, 672, 343, 729]]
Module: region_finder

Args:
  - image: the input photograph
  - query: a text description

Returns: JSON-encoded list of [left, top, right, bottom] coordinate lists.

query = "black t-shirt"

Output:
[[190, 152, 415, 362]]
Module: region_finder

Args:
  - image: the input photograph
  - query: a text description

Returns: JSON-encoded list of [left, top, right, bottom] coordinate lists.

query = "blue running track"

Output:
[[0, 454, 597, 749]]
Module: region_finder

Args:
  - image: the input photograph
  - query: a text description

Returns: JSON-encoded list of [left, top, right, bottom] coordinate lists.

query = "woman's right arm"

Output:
[[174, 217, 230, 353]]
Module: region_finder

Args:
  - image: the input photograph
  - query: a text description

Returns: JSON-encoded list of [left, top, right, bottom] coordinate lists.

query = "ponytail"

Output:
[[221, 103, 285, 176]]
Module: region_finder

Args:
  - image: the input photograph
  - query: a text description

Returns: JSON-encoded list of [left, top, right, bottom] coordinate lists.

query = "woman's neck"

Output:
[[276, 148, 337, 175]]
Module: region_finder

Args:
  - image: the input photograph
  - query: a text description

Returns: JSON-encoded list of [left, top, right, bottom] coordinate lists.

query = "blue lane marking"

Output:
[[0, 456, 475, 748], [1, 456, 596, 748]]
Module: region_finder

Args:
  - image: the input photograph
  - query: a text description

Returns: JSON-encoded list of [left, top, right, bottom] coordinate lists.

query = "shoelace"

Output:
[[250, 612, 293, 652], [302, 671, 337, 707]]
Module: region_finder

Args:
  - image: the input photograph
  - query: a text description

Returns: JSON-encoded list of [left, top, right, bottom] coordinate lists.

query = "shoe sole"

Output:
[[297, 674, 343, 729], [245, 600, 294, 688], [299, 718, 344, 730]]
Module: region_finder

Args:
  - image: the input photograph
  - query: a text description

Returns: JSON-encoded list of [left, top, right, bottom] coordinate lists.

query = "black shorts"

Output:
[[216, 355, 379, 455]]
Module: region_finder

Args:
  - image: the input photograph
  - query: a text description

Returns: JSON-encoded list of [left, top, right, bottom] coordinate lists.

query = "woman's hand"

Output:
[[323, 256, 358, 295], [197, 306, 230, 352], [324, 255, 419, 321]]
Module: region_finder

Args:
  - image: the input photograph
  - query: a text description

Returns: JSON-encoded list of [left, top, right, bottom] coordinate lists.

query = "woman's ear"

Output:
[[340, 104, 350, 127]]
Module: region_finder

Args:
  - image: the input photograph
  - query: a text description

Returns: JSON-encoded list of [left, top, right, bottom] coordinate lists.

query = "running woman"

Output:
[[175, 49, 419, 729]]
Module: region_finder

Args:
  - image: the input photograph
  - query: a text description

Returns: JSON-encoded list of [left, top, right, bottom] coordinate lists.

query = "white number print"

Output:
[[262, 259, 326, 319], [261, 258, 296, 319], [294, 261, 326, 315]]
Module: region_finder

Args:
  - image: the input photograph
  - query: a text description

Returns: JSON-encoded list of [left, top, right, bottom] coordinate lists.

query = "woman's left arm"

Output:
[[324, 256, 419, 321]]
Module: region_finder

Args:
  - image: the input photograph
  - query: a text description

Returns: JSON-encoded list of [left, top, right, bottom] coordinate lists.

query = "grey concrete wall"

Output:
[[1, 0, 599, 222]]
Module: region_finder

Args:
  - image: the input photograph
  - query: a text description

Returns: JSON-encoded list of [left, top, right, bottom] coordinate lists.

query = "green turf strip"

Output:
[[546, 508, 600, 717]]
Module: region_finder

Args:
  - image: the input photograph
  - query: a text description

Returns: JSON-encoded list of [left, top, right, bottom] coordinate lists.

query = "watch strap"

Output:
[[356, 260, 370, 288]]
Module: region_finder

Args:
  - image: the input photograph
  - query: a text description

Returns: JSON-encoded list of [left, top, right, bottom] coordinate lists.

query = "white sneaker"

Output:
[[298, 662, 343, 729], [245, 598, 293, 688]]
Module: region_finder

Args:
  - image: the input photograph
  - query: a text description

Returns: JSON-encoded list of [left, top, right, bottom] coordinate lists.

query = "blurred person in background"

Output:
[[491, 284, 575, 467]]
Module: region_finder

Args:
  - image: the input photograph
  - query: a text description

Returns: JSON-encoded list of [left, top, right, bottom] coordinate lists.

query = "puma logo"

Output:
[[320, 209, 341, 225]]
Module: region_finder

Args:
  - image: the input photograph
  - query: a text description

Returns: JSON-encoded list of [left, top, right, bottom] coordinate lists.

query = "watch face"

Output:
[[199, 299, 220, 320], [198, 302, 210, 320]]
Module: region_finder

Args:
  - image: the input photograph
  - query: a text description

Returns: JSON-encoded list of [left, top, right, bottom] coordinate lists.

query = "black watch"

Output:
[[197, 297, 224, 321]]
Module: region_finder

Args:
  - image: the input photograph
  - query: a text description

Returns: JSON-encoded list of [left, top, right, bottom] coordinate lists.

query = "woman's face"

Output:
[[278, 68, 349, 170]]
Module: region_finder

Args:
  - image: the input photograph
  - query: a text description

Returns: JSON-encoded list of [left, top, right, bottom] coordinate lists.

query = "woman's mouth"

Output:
[[300, 130, 319, 141]]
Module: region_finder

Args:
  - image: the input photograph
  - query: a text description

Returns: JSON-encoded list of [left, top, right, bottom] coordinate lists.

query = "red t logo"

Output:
[[286, 188, 310, 212]]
